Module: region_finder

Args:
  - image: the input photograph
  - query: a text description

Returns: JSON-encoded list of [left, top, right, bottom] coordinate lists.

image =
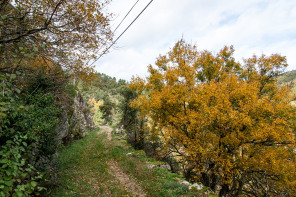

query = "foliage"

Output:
[[88, 98, 104, 126], [0, 0, 114, 194], [278, 70, 296, 85], [0, 71, 60, 195], [78, 72, 129, 127], [118, 85, 138, 129], [0, 0, 112, 79], [0, 135, 44, 197], [130, 39, 296, 196], [99, 95, 114, 125], [92, 73, 120, 92], [277, 70, 296, 93], [118, 85, 146, 149]]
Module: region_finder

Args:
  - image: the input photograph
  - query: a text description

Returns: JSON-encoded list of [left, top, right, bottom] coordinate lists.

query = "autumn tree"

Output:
[[0, 0, 112, 77], [0, 1, 113, 195], [130, 40, 296, 196]]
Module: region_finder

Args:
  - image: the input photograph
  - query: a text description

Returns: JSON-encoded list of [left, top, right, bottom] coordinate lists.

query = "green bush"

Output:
[[0, 135, 44, 197], [0, 71, 60, 195], [65, 84, 77, 98]]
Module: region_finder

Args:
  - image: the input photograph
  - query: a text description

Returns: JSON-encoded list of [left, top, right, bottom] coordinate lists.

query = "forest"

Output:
[[1, 0, 296, 197]]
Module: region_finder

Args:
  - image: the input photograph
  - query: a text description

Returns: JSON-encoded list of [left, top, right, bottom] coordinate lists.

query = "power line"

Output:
[[87, 0, 139, 66], [89, 0, 154, 67], [113, 0, 140, 34]]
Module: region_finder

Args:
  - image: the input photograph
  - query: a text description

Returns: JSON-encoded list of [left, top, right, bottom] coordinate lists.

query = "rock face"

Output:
[[56, 92, 95, 142], [55, 110, 69, 140]]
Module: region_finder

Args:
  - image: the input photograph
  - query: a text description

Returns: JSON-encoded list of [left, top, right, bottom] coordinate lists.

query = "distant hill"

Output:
[[277, 70, 296, 92]]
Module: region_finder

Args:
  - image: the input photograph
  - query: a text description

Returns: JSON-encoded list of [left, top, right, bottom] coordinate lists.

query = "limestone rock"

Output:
[[189, 183, 203, 190], [55, 91, 95, 141], [55, 110, 69, 141], [159, 164, 171, 171], [146, 164, 157, 169], [179, 180, 190, 185]]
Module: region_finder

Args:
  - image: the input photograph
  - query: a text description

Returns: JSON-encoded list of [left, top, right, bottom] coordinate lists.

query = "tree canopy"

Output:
[[0, 0, 112, 77], [130, 40, 296, 196]]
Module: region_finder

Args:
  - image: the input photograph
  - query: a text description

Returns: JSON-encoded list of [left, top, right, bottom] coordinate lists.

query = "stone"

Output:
[[56, 110, 69, 141], [179, 180, 190, 185], [146, 164, 157, 169], [55, 91, 95, 141], [189, 183, 203, 190], [159, 164, 171, 171]]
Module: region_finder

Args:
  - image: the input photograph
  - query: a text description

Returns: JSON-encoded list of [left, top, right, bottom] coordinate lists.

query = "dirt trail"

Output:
[[98, 125, 112, 141], [108, 160, 146, 197], [99, 126, 146, 197]]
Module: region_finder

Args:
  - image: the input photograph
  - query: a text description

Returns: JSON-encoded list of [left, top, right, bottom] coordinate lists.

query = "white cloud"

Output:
[[94, 0, 296, 80]]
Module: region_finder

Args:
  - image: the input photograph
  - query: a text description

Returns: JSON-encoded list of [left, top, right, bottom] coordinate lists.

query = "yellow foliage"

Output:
[[130, 39, 296, 196], [0, 0, 112, 81]]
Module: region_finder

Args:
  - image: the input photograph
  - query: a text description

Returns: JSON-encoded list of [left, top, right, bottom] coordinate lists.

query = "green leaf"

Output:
[[24, 54, 31, 58], [31, 181, 37, 187], [0, 159, 9, 164], [15, 89, 21, 94], [0, 108, 7, 112], [10, 74, 16, 80], [16, 191, 23, 197], [16, 71, 21, 75], [20, 159, 25, 166], [5, 180, 13, 187], [6, 140, 12, 145]]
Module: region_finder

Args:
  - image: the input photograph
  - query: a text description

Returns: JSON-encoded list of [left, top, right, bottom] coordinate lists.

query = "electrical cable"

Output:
[[89, 0, 154, 67], [113, 0, 140, 33]]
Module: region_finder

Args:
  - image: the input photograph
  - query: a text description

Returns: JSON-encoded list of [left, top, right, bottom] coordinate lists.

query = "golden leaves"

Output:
[[130, 39, 296, 195], [1, 0, 112, 81]]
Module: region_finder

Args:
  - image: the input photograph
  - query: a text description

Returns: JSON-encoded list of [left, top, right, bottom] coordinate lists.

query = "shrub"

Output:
[[0, 71, 60, 195], [0, 135, 44, 196]]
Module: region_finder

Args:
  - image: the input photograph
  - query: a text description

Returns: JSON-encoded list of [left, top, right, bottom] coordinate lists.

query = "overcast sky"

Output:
[[94, 0, 296, 81]]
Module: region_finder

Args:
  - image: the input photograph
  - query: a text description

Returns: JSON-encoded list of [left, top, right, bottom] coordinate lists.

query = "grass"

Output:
[[47, 130, 129, 196], [47, 128, 217, 197]]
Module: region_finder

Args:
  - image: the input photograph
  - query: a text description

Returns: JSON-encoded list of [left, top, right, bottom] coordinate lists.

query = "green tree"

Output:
[[118, 85, 145, 149], [100, 95, 114, 125]]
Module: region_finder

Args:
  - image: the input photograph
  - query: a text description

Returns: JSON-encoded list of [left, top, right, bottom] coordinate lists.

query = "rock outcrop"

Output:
[[56, 91, 95, 142]]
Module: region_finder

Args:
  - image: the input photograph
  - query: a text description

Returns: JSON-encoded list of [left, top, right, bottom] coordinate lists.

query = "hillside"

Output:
[[277, 70, 296, 91]]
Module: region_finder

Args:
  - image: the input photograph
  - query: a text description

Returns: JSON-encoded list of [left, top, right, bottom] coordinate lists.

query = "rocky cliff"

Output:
[[56, 91, 95, 143]]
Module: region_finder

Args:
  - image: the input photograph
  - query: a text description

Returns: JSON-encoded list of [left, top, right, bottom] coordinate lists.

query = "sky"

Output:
[[94, 0, 296, 81]]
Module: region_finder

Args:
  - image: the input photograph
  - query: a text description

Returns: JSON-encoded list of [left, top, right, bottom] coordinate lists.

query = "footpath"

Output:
[[49, 126, 214, 197]]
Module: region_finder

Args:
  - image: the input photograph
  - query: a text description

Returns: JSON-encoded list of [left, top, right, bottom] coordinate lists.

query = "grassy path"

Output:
[[48, 127, 214, 197], [100, 126, 146, 196]]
